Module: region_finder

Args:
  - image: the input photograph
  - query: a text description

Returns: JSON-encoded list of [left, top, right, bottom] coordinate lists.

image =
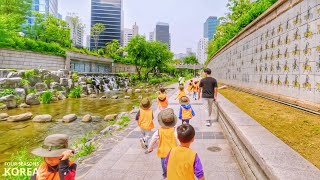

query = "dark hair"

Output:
[[204, 68, 211, 75], [177, 124, 195, 143], [160, 87, 165, 93]]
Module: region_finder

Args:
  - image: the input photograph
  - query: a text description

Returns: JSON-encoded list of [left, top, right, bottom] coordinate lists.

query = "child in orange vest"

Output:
[[179, 96, 195, 124], [31, 134, 76, 180], [157, 87, 168, 110], [147, 108, 178, 179], [193, 81, 200, 100], [135, 98, 155, 149], [186, 80, 194, 96], [165, 124, 205, 180], [174, 85, 186, 100]]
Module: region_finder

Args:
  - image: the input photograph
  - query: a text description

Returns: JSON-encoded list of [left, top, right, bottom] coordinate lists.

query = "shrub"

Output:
[[71, 72, 79, 83], [21, 79, 30, 86], [23, 69, 37, 79], [98, 48, 105, 56], [86, 78, 92, 84], [27, 88, 37, 95], [72, 132, 96, 160], [69, 86, 82, 98], [40, 91, 53, 104], [0, 88, 15, 97]]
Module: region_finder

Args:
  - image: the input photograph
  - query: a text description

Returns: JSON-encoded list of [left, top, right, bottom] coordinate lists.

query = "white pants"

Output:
[[202, 98, 217, 120]]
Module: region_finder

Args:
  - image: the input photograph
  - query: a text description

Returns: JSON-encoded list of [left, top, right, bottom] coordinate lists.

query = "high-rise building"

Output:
[[155, 22, 171, 50], [197, 38, 208, 64], [90, 0, 122, 49], [132, 22, 139, 36], [149, 32, 155, 41], [86, 35, 91, 49], [27, 0, 59, 25], [204, 16, 219, 41], [123, 28, 133, 47], [65, 16, 85, 47]]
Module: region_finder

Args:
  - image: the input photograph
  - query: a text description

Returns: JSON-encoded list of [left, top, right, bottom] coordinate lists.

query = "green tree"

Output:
[[105, 39, 123, 62], [126, 35, 148, 80], [91, 23, 106, 50], [183, 55, 198, 64]]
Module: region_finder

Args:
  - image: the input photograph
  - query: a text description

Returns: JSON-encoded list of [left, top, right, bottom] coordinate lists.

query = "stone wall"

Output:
[[208, 0, 320, 104], [113, 63, 136, 73], [0, 49, 66, 70]]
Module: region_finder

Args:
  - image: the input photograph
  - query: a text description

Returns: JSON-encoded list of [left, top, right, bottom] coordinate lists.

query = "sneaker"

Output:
[[144, 144, 148, 149], [139, 138, 145, 149], [206, 120, 211, 127]]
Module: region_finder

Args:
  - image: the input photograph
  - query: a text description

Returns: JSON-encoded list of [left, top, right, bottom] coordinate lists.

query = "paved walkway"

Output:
[[79, 84, 244, 180]]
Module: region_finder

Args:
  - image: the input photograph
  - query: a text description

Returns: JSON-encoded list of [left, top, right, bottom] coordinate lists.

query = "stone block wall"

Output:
[[0, 49, 66, 70], [208, 0, 320, 104], [113, 63, 136, 73]]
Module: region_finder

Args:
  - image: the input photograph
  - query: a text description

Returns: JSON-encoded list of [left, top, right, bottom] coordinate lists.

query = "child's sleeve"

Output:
[[59, 159, 77, 180], [194, 154, 204, 179], [148, 130, 159, 149], [178, 107, 182, 119], [135, 110, 140, 121]]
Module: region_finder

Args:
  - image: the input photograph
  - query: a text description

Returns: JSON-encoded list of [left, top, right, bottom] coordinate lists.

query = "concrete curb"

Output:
[[217, 94, 320, 180]]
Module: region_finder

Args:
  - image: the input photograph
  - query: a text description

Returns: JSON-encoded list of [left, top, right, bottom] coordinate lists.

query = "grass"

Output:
[[71, 132, 96, 161], [40, 91, 53, 104], [68, 86, 82, 98], [4, 148, 42, 180], [219, 88, 320, 168], [0, 88, 15, 97], [117, 116, 131, 130]]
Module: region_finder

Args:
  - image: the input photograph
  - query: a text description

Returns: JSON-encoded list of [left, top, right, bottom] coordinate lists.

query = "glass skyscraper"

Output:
[[27, 0, 58, 25], [155, 22, 171, 50], [90, 0, 122, 49], [204, 16, 219, 41]]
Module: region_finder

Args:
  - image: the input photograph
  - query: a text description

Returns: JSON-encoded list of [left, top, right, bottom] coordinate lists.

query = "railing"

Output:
[[175, 64, 203, 69]]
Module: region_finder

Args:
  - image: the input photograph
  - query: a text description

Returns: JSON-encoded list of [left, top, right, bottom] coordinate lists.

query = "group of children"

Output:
[[29, 83, 203, 180], [185, 79, 200, 100], [134, 84, 204, 180]]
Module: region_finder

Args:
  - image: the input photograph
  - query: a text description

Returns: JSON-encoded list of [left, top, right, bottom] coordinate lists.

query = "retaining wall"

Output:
[[207, 0, 320, 105], [0, 49, 66, 70]]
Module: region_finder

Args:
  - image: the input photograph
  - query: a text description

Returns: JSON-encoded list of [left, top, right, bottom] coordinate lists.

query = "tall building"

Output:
[[149, 32, 155, 41], [123, 28, 133, 47], [27, 0, 59, 25], [86, 35, 91, 49], [65, 16, 85, 47], [204, 16, 219, 41], [90, 0, 122, 49], [155, 22, 171, 50], [132, 22, 139, 36], [197, 38, 208, 64]]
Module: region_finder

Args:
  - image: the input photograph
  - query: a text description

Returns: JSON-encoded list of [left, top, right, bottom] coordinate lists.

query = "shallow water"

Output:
[[0, 91, 152, 169]]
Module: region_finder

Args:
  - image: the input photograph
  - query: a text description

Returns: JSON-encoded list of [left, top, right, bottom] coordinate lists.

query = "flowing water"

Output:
[[0, 90, 153, 170]]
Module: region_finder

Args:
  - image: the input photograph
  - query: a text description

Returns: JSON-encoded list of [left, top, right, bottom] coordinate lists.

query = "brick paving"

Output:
[[78, 84, 245, 180]]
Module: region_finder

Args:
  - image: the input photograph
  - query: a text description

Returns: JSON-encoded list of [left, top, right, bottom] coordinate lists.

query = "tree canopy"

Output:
[[91, 23, 106, 50], [183, 55, 199, 64], [206, 0, 277, 65]]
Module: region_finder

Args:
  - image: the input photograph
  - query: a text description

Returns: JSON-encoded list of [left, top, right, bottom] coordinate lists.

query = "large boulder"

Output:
[[124, 96, 130, 99], [51, 71, 64, 78], [0, 78, 22, 88], [0, 113, 9, 121], [82, 85, 88, 95], [26, 93, 40, 105], [127, 89, 133, 94], [62, 114, 77, 123], [7, 112, 33, 122], [19, 103, 30, 108], [58, 69, 69, 77], [111, 95, 118, 99], [35, 82, 47, 92], [50, 82, 61, 90], [15, 88, 26, 103], [0, 104, 7, 109], [104, 114, 118, 121], [90, 94, 97, 98], [81, 114, 92, 122], [32, 114, 52, 123], [44, 73, 60, 83], [7, 71, 23, 78], [57, 92, 66, 100], [60, 78, 69, 87], [0, 95, 17, 108]]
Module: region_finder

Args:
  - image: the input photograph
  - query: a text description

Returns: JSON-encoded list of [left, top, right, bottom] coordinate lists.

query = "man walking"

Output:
[[198, 68, 218, 126]]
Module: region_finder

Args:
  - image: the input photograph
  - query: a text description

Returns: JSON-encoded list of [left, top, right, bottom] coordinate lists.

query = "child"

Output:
[[174, 85, 186, 100], [193, 81, 199, 100], [147, 108, 179, 179], [157, 87, 168, 110], [165, 124, 205, 180], [31, 134, 76, 180], [186, 80, 194, 96], [135, 97, 155, 149], [179, 96, 195, 124]]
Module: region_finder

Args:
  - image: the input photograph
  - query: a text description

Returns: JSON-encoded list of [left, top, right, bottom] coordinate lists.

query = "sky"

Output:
[[59, 0, 228, 54]]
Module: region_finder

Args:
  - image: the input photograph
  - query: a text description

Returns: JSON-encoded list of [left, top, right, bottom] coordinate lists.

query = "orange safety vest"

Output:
[[176, 90, 186, 99], [35, 161, 74, 180], [138, 108, 154, 130], [193, 84, 199, 92], [158, 94, 168, 109], [157, 128, 177, 158], [181, 107, 193, 120], [187, 84, 193, 92], [167, 146, 196, 180]]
